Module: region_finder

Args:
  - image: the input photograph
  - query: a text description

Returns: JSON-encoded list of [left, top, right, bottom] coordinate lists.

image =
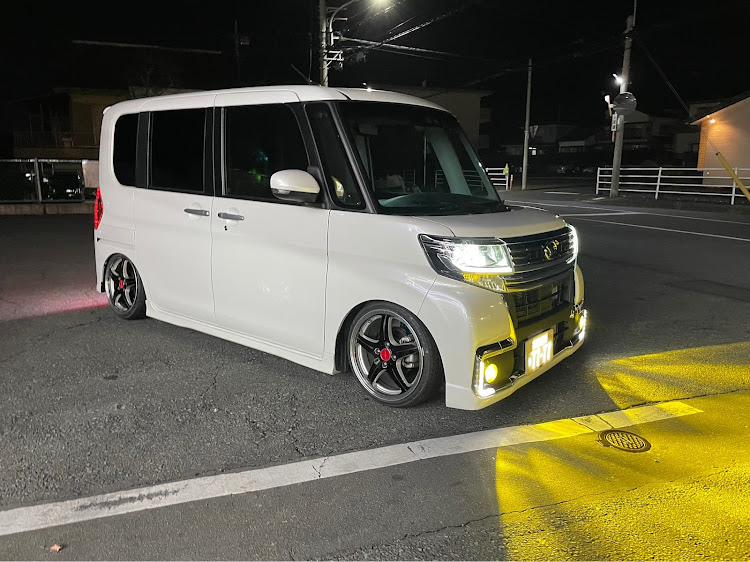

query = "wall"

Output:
[[380, 86, 489, 149], [698, 97, 750, 171]]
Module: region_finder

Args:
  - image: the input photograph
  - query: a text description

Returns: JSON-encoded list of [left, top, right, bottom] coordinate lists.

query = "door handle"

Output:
[[184, 208, 209, 216], [218, 212, 245, 221]]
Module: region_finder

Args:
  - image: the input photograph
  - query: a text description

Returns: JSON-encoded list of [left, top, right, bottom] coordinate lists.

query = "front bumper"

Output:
[[418, 265, 585, 410]]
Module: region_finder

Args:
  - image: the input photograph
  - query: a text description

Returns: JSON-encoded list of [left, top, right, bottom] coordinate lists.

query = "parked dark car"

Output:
[[556, 162, 582, 174], [44, 171, 84, 200]]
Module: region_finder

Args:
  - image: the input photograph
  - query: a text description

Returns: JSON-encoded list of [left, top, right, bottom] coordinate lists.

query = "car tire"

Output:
[[348, 302, 443, 407], [104, 254, 147, 320]]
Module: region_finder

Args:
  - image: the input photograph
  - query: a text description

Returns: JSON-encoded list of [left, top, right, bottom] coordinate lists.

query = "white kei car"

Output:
[[94, 86, 586, 410]]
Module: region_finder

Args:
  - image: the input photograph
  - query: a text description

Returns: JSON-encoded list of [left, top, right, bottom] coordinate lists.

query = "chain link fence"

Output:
[[0, 159, 98, 203]]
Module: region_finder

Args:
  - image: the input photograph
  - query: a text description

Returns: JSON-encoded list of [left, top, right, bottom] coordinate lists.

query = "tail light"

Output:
[[94, 187, 103, 229]]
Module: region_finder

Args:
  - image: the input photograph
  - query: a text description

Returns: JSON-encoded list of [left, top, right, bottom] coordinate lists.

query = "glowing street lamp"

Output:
[[319, 0, 389, 86]]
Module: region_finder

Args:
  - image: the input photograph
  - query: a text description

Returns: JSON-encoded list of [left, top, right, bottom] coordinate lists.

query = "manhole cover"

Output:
[[597, 430, 651, 452]]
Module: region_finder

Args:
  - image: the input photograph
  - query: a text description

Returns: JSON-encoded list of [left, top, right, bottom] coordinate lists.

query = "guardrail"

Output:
[[486, 168, 511, 191], [596, 166, 750, 205], [0, 159, 98, 203], [12, 131, 98, 149]]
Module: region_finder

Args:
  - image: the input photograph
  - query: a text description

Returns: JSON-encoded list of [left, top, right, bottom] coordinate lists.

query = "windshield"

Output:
[[338, 102, 507, 216]]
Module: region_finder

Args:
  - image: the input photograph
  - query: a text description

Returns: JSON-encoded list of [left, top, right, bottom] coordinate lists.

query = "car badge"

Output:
[[543, 239, 561, 261]]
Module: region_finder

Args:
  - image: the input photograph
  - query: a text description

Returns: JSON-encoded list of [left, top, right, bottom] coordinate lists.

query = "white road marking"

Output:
[[562, 212, 641, 217], [572, 217, 750, 242], [506, 200, 639, 212], [0, 400, 701, 537], [543, 191, 580, 195], [506, 200, 750, 225]]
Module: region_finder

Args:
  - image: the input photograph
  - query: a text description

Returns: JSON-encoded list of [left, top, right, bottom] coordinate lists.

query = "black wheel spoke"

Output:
[[387, 365, 409, 392], [392, 342, 418, 356], [379, 314, 390, 345], [357, 334, 378, 355], [124, 286, 136, 307], [367, 361, 383, 383]]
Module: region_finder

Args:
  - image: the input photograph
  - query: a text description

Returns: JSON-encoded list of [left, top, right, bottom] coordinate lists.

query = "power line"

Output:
[[634, 36, 691, 116], [341, 36, 498, 63], [71, 40, 222, 55], [420, 36, 623, 98], [347, 4, 467, 59]]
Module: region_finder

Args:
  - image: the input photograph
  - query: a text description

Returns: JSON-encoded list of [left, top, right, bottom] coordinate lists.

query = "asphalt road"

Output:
[[1, 192, 749, 560]]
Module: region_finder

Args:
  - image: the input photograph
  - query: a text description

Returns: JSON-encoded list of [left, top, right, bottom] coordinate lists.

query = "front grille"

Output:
[[506, 273, 573, 326], [503, 227, 575, 291], [513, 282, 565, 324]]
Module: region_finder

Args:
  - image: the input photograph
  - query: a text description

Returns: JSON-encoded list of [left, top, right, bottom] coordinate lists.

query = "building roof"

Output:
[[558, 126, 601, 143], [690, 90, 750, 124]]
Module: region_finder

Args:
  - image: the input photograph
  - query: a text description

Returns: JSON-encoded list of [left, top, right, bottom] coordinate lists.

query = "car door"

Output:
[[133, 99, 216, 323], [210, 92, 329, 357]]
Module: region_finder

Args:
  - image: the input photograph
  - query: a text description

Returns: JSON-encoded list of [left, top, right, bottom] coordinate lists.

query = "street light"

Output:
[[319, 0, 389, 86]]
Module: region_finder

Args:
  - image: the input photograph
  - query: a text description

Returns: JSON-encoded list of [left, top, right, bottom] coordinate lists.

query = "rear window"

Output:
[[150, 109, 207, 193], [113, 114, 138, 186]]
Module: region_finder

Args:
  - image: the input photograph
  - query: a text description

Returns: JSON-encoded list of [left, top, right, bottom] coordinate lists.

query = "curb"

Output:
[[0, 202, 94, 216]]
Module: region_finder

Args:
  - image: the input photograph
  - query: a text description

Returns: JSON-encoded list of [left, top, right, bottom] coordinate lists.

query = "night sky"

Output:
[[1, 0, 748, 152]]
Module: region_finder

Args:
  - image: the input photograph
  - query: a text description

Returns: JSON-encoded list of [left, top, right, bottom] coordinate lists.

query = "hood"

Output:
[[415, 206, 567, 239]]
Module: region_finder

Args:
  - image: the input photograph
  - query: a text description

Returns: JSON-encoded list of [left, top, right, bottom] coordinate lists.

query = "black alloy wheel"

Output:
[[348, 302, 442, 407], [104, 254, 147, 320]]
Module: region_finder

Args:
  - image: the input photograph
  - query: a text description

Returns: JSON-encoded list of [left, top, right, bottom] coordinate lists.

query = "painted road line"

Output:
[[572, 217, 750, 242], [543, 191, 580, 195], [506, 200, 639, 212], [0, 400, 702, 537], [507, 200, 750, 225], [562, 212, 641, 217]]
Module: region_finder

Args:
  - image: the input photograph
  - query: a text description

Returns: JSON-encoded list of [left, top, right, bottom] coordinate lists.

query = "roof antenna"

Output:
[[291, 64, 317, 85]]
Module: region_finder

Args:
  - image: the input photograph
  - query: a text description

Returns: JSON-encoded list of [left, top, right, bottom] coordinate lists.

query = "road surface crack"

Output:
[[64, 314, 106, 331], [313, 456, 329, 478], [611, 388, 747, 411], [400, 512, 499, 541]]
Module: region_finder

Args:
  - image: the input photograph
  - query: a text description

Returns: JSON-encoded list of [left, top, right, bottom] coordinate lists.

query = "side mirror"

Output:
[[270, 170, 320, 203]]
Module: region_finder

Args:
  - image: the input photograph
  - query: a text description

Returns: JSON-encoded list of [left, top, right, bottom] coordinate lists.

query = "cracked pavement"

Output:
[[2, 199, 750, 559]]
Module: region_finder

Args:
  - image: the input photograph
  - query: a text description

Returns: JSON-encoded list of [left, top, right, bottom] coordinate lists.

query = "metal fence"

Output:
[[596, 167, 750, 205], [485, 168, 511, 191], [0, 159, 98, 203], [379, 168, 510, 194], [12, 131, 99, 149]]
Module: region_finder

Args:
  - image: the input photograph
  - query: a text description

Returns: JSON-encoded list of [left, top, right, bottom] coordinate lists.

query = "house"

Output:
[[497, 124, 574, 162], [691, 91, 750, 171], [558, 127, 600, 154], [374, 84, 492, 151], [9, 88, 130, 160]]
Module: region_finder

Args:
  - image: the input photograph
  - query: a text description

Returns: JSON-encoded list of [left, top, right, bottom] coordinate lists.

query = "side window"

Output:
[[113, 113, 138, 186], [149, 109, 207, 193], [224, 104, 309, 201], [306, 104, 364, 209]]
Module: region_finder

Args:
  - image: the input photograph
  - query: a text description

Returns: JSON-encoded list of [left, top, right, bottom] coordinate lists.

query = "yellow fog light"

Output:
[[579, 310, 588, 331], [484, 363, 499, 384]]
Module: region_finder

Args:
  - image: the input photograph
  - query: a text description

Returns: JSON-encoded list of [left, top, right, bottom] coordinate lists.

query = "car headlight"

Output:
[[567, 224, 579, 264], [419, 234, 513, 293]]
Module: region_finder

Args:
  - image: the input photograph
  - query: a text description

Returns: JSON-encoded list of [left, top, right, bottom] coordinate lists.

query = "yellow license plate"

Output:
[[525, 328, 554, 373]]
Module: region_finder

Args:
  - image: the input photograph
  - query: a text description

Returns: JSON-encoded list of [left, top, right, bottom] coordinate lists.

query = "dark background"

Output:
[[1, 0, 748, 155]]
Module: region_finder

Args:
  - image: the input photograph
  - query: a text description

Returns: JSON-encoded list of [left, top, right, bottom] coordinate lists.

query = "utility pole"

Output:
[[610, 4, 636, 197], [319, 0, 328, 86], [234, 20, 241, 85], [521, 58, 532, 190]]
